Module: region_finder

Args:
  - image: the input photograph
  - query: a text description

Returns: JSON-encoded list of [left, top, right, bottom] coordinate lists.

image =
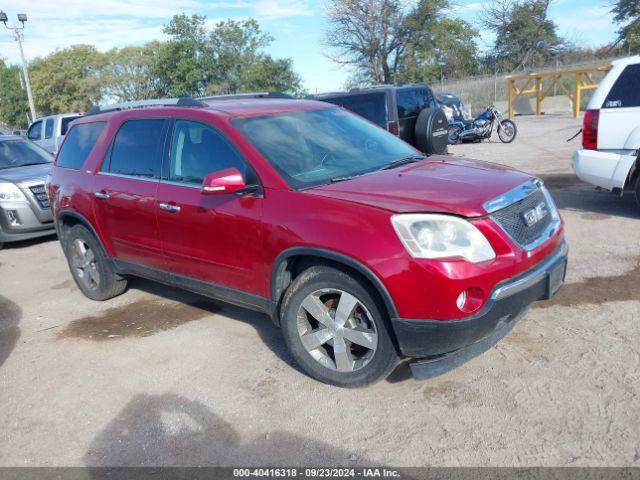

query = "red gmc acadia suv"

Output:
[[47, 97, 567, 387]]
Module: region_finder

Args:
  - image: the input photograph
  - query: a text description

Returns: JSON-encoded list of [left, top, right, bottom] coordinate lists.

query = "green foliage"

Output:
[[0, 15, 302, 127], [101, 43, 164, 102], [483, 0, 565, 72], [611, 0, 640, 53], [0, 58, 29, 129], [29, 45, 106, 115]]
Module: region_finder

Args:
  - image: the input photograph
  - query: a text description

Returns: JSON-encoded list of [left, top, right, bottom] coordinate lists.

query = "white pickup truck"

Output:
[[572, 56, 640, 209]]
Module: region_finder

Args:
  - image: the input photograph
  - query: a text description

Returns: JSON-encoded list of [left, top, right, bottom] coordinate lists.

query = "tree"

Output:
[[0, 58, 29, 129], [399, 1, 479, 84], [155, 14, 302, 96], [326, 0, 412, 84], [482, 0, 565, 72], [611, 0, 640, 53], [29, 45, 105, 115], [100, 43, 163, 102], [326, 0, 479, 86]]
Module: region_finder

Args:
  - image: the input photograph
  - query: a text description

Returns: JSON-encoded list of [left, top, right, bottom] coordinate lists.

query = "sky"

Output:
[[0, 0, 618, 94]]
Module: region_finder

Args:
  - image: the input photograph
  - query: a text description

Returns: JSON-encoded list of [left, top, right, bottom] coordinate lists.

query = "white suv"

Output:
[[572, 56, 640, 208]]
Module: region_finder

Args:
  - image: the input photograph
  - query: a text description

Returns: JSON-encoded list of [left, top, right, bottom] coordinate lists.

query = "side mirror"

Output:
[[201, 167, 246, 195]]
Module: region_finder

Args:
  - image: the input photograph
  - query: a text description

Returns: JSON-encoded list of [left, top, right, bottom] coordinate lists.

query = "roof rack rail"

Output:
[[85, 97, 207, 116], [199, 92, 293, 101]]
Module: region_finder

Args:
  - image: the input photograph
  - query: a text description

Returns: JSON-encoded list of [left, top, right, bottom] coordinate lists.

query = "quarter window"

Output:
[[168, 120, 251, 185], [56, 122, 106, 170], [604, 64, 640, 109], [105, 119, 167, 178]]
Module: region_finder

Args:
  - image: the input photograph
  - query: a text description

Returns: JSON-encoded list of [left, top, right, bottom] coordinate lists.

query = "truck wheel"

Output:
[[0, 242, 4, 250], [415, 108, 449, 155], [635, 174, 640, 210], [64, 224, 127, 301], [280, 266, 398, 387]]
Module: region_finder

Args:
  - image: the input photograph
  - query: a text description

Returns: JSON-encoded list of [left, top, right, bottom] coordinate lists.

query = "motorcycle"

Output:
[[447, 105, 517, 144]]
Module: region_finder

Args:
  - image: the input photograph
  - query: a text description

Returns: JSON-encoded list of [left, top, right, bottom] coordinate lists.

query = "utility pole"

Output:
[[1, 12, 36, 123]]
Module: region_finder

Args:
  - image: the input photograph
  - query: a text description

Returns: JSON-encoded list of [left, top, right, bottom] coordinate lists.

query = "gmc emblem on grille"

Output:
[[522, 202, 548, 227]]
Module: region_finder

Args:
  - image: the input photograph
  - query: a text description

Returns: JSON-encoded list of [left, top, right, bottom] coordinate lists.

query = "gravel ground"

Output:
[[0, 114, 639, 467]]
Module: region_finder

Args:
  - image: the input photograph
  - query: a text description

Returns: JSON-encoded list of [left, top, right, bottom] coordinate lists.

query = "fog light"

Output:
[[456, 291, 467, 310], [6, 209, 20, 226], [456, 288, 485, 313]]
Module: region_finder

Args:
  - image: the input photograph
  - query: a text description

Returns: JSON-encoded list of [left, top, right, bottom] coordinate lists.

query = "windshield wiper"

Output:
[[379, 155, 426, 171], [330, 174, 360, 183]]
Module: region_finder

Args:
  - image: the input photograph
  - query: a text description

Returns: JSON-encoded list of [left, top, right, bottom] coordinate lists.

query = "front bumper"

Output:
[[391, 240, 568, 367], [0, 201, 55, 243], [572, 149, 636, 191]]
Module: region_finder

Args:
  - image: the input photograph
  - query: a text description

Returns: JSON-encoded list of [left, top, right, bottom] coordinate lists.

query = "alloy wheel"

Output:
[[69, 238, 100, 290], [296, 288, 378, 373]]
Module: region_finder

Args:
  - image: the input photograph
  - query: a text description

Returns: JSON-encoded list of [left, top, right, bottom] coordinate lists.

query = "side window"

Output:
[[604, 64, 640, 109], [44, 118, 54, 139], [27, 121, 42, 141], [105, 119, 166, 178], [168, 120, 252, 185], [326, 93, 387, 128], [396, 90, 419, 118], [56, 122, 106, 170]]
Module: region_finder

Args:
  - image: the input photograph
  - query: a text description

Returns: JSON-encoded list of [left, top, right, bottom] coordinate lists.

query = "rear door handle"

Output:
[[159, 203, 181, 213], [94, 191, 109, 199]]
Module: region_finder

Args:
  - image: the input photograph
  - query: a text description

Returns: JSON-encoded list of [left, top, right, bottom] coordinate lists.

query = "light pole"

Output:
[[1, 11, 36, 123]]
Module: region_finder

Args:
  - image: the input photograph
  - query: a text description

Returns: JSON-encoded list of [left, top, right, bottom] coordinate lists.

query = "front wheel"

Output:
[[448, 125, 462, 145], [280, 266, 399, 387], [497, 120, 517, 143]]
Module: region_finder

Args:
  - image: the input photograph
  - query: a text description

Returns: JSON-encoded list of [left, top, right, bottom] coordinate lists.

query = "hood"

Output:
[[306, 156, 533, 217], [0, 163, 52, 184]]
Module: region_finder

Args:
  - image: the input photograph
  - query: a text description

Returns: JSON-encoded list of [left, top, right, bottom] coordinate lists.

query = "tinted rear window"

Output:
[[604, 64, 640, 109], [321, 93, 387, 127], [56, 122, 106, 170], [61, 116, 81, 135], [397, 88, 433, 118], [103, 119, 167, 178]]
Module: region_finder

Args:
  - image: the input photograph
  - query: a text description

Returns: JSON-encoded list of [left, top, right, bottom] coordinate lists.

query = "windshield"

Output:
[[233, 107, 419, 189], [0, 140, 54, 170]]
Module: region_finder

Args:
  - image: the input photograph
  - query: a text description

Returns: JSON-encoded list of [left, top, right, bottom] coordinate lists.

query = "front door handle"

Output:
[[94, 191, 109, 199], [159, 203, 181, 213]]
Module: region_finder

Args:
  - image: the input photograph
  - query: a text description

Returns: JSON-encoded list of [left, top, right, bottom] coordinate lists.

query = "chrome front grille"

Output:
[[29, 184, 50, 209], [490, 185, 555, 249]]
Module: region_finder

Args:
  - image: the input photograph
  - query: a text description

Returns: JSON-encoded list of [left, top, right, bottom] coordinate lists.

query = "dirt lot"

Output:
[[1, 115, 639, 467]]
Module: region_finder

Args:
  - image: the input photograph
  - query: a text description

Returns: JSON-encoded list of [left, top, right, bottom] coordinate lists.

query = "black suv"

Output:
[[313, 84, 449, 155]]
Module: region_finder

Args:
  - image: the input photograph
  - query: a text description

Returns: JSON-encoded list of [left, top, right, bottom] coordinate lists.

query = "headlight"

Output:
[[0, 182, 27, 201], [391, 214, 496, 263]]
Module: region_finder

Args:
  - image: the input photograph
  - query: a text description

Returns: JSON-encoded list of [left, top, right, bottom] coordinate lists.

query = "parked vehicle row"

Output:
[[47, 96, 567, 387]]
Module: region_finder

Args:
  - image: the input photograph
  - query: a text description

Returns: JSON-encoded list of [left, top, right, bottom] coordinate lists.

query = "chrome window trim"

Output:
[[485, 178, 561, 252], [97, 172, 158, 183]]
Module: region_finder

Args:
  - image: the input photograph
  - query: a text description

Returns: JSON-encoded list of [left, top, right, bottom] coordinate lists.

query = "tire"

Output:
[[63, 224, 127, 301], [0, 242, 3, 250], [414, 108, 449, 155], [448, 125, 462, 145], [280, 266, 399, 388], [635, 173, 640, 211], [497, 119, 517, 143]]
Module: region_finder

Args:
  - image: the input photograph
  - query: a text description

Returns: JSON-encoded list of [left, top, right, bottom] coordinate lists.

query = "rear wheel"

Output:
[[497, 120, 517, 143], [64, 224, 127, 301], [635, 173, 640, 211], [280, 266, 398, 387]]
